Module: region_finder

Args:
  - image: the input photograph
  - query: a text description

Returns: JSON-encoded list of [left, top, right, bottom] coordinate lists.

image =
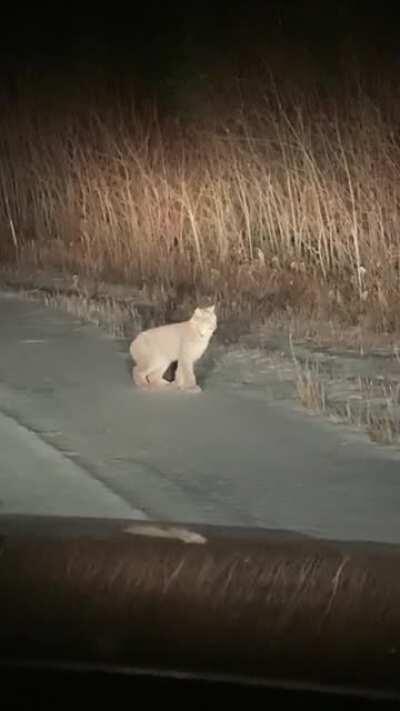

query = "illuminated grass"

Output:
[[1, 62, 400, 329]]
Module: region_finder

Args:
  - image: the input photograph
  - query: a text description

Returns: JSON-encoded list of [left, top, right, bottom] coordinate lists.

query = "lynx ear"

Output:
[[192, 307, 202, 319], [207, 304, 216, 313]]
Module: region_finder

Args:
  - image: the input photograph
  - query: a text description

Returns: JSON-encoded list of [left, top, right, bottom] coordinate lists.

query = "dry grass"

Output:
[[290, 333, 400, 445], [346, 379, 400, 445], [1, 59, 400, 330], [295, 362, 327, 413], [289, 333, 326, 411]]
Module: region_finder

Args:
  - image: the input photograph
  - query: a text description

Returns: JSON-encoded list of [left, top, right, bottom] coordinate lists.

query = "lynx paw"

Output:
[[180, 384, 202, 394], [147, 379, 171, 391]]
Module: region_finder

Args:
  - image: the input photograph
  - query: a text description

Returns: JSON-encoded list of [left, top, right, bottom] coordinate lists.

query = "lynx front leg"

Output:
[[175, 359, 201, 393]]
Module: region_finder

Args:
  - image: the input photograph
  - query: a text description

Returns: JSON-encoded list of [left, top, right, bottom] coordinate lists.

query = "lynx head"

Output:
[[191, 304, 217, 338]]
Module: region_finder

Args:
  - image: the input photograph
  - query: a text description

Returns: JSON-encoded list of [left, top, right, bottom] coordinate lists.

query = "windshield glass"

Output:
[[1, 3, 400, 545]]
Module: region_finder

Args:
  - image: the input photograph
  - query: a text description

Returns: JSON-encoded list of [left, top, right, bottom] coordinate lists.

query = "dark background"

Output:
[[2, 2, 400, 108]]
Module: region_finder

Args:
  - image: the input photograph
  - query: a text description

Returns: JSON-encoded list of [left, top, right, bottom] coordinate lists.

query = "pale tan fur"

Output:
[[130, 305, 217, 392]]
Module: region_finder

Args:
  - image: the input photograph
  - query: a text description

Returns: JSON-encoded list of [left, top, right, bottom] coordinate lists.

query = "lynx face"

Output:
[[190, 305, 217, 338]]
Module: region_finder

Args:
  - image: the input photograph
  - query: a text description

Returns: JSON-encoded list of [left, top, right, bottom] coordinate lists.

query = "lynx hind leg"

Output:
[[132, 365, 149, 388], [130, 335, 166, 389], [130, 336, 149, 388], [146, 359, 172, 389], [133, 356, 172, 390]]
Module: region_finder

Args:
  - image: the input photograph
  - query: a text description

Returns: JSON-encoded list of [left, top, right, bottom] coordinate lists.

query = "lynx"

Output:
[[130, 305, 217, 392]]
